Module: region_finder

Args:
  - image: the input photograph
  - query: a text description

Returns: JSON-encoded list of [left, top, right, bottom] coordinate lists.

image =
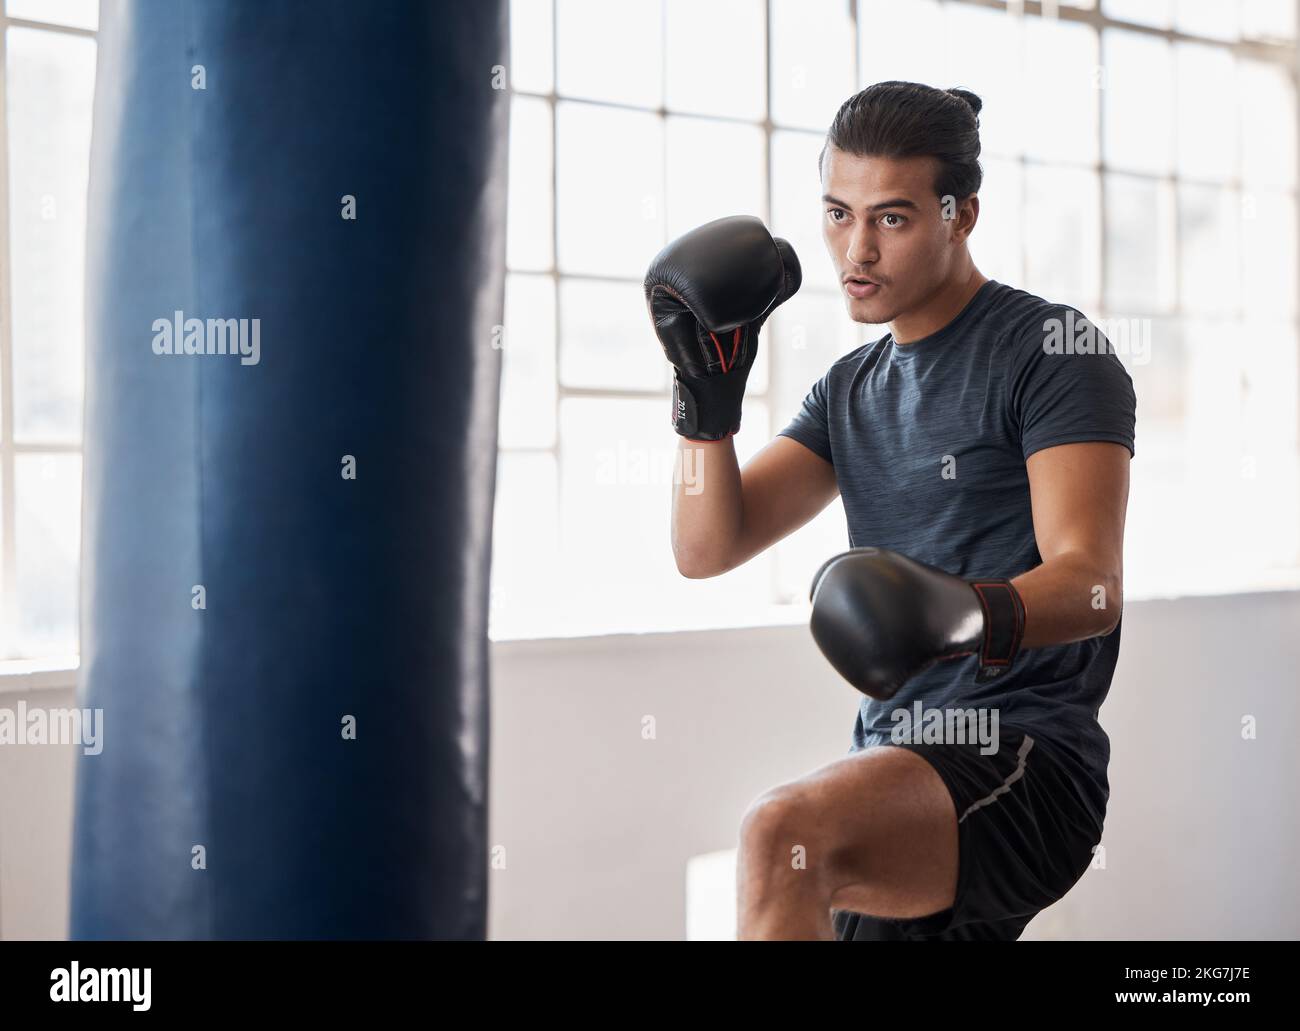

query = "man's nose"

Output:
[[846, 227, 878, 266]]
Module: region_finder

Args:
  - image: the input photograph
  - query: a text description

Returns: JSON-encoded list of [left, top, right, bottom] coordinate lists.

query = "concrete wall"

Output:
[[3, 589, 1298, 940]]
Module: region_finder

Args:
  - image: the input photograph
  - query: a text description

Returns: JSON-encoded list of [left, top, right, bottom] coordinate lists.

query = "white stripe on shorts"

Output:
[[957, 734, 1035, 824]]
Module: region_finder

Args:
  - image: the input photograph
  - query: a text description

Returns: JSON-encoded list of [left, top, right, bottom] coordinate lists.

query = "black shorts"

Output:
[[832, 726, 1105, 941]]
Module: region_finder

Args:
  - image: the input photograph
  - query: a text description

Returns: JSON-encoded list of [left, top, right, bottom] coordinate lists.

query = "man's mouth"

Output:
[[843, 275, 880, 299]]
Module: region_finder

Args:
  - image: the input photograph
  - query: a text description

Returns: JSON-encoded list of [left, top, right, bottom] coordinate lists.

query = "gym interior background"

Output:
[[0, 0, 1297, 940]]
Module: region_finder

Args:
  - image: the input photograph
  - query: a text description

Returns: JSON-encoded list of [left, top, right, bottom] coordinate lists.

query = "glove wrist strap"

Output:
[[672, 368, 750, 441], [969, 580, 1027, 684]]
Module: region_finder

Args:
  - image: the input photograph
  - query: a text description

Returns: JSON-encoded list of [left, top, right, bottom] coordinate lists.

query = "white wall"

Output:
[[3, 589, 1298, 940], [0, 682, 77, 940], [488, 590, 1300, 940]]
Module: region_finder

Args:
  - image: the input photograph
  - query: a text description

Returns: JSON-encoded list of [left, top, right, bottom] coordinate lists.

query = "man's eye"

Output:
[[880, 213, 905, 227], [827, 208, 846, 223]]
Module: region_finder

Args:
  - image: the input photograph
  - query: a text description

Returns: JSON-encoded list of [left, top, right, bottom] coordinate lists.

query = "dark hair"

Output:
[[819, 81, 983, 201]]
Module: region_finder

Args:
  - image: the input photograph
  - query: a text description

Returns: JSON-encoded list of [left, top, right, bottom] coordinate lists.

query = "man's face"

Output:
[[820, 147, 977, 324]]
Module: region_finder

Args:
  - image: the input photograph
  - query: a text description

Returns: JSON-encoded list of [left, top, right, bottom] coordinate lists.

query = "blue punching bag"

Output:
[[71, 0, 504, 938]]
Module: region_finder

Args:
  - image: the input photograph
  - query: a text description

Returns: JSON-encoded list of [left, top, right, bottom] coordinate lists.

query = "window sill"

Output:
[[0, 657, 79, 695], [488, 601, 812, 644], [2, 571, 1296, 677], [487, 570, 1300, 643]]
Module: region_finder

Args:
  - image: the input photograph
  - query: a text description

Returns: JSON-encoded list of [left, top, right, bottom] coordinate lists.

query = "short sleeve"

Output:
[[778, 370, 834, 465], [1007, 309, 1137, 461]]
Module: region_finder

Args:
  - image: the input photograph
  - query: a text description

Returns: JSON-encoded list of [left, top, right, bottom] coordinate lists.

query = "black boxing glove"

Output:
[[808, 547, 1027, 701], [644, 215, 801, 441]]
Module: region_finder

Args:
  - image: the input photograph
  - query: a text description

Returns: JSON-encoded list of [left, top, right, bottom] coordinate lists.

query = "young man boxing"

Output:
[[643, 81, 1135, 940]]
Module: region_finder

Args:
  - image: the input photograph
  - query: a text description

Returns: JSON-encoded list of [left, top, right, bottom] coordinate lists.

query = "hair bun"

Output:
[[947, 88, 982, 117]]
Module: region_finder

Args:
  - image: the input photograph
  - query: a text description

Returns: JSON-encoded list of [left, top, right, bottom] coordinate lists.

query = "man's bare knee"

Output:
[[739, 786, 837, 888], [741, 787, 811, 854]]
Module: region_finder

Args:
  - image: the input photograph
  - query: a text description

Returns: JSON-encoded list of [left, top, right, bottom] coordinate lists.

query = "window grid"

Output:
[[501, 0, 1300, 627], [0, 12, 97, 659], [0, 3, 1297, 658]]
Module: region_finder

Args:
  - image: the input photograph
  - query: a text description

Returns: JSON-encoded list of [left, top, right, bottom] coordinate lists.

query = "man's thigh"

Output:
[[748, 745, 960, 921], [833, 729, 1105, 940]]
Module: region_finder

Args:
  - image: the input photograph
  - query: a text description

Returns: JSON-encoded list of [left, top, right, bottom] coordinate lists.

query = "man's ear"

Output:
[[954, 194, 979, 242]]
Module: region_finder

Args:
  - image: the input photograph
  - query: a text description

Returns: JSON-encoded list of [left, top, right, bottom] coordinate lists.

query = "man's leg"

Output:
[[736, 746, 958, 940]]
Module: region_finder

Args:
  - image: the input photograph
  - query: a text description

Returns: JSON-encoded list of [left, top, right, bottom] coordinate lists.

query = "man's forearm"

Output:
[[670, 437, 743, 578], [1011, 552, 1122, 649]]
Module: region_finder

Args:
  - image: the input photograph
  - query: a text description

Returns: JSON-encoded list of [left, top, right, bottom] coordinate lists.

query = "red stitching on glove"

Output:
[[709, 331, 728, 373]]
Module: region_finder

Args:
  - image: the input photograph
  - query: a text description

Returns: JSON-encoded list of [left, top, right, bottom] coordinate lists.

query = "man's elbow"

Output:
[[673, 546, 730, 580], [1094, 571, 1123, 635]]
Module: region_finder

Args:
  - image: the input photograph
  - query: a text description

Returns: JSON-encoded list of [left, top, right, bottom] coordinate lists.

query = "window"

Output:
[[2, 1, 1298, 662], [494, 0, 1300, 639], [1, 0, 97, 665]]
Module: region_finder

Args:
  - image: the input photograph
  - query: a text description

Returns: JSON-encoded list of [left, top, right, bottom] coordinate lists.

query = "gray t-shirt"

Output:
[[779, 280, 1136, 816]]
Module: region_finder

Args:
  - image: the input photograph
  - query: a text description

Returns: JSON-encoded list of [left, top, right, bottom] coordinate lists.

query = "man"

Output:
[[644, 81, 1135, 940]]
